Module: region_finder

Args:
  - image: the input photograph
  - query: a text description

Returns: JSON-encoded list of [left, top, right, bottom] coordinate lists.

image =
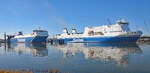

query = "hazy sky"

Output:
[[0, 0, 150, 38]]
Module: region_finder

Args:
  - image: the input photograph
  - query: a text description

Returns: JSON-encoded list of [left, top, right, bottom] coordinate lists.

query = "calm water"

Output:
[[0, 42, 150, 73]]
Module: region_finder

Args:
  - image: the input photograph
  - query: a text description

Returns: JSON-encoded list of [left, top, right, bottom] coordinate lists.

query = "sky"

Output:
[[0, 0, 150, 38]]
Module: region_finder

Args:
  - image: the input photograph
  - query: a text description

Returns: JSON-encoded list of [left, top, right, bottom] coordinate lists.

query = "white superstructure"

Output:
[[14, 30, 48, 39], [56, 19, 142, 39]]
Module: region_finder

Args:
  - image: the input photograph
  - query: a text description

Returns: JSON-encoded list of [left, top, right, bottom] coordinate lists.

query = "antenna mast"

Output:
[[144, 21, 150, 35], [107, 18, 111, 25], [38, 26, 41, 30]]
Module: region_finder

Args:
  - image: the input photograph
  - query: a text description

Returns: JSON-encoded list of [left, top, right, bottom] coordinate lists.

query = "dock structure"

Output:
[[0, 39, 4, 43], [47, 38, 57, 44], [47, 38, 66, 44], [138, 35, 150, 42], [0, 33, 7, 43]]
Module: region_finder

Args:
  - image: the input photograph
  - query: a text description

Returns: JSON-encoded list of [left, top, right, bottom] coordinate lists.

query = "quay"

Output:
[[47, 38, 57, 44], [138, 36, 150, 43]]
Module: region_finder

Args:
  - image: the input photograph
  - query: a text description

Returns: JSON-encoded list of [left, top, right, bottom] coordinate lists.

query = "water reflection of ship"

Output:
[[56, 43, 142, 67], [7, 43, 48, 57]]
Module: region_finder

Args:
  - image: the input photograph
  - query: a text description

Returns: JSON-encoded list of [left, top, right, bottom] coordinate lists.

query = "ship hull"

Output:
[[10, 36, 48, 43], [56, 35, 141, 44]]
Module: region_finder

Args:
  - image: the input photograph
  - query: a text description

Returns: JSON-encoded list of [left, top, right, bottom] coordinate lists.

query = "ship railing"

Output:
[[126, 32, 142, 35]]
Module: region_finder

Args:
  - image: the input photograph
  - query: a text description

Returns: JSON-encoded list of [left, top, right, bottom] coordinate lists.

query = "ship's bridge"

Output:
[[32, 30, 48, 36]]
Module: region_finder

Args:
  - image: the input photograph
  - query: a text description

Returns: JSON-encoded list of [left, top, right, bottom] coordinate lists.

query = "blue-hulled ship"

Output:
[[56, 19, 142, 43], [9, 28, 48, 43]]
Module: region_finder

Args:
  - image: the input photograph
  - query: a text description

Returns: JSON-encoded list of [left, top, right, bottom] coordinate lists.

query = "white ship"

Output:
[[56, 19, 142, 43]]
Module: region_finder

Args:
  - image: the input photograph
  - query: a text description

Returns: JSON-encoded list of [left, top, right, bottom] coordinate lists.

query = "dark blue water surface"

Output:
[[0, 42, 150, 73]]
